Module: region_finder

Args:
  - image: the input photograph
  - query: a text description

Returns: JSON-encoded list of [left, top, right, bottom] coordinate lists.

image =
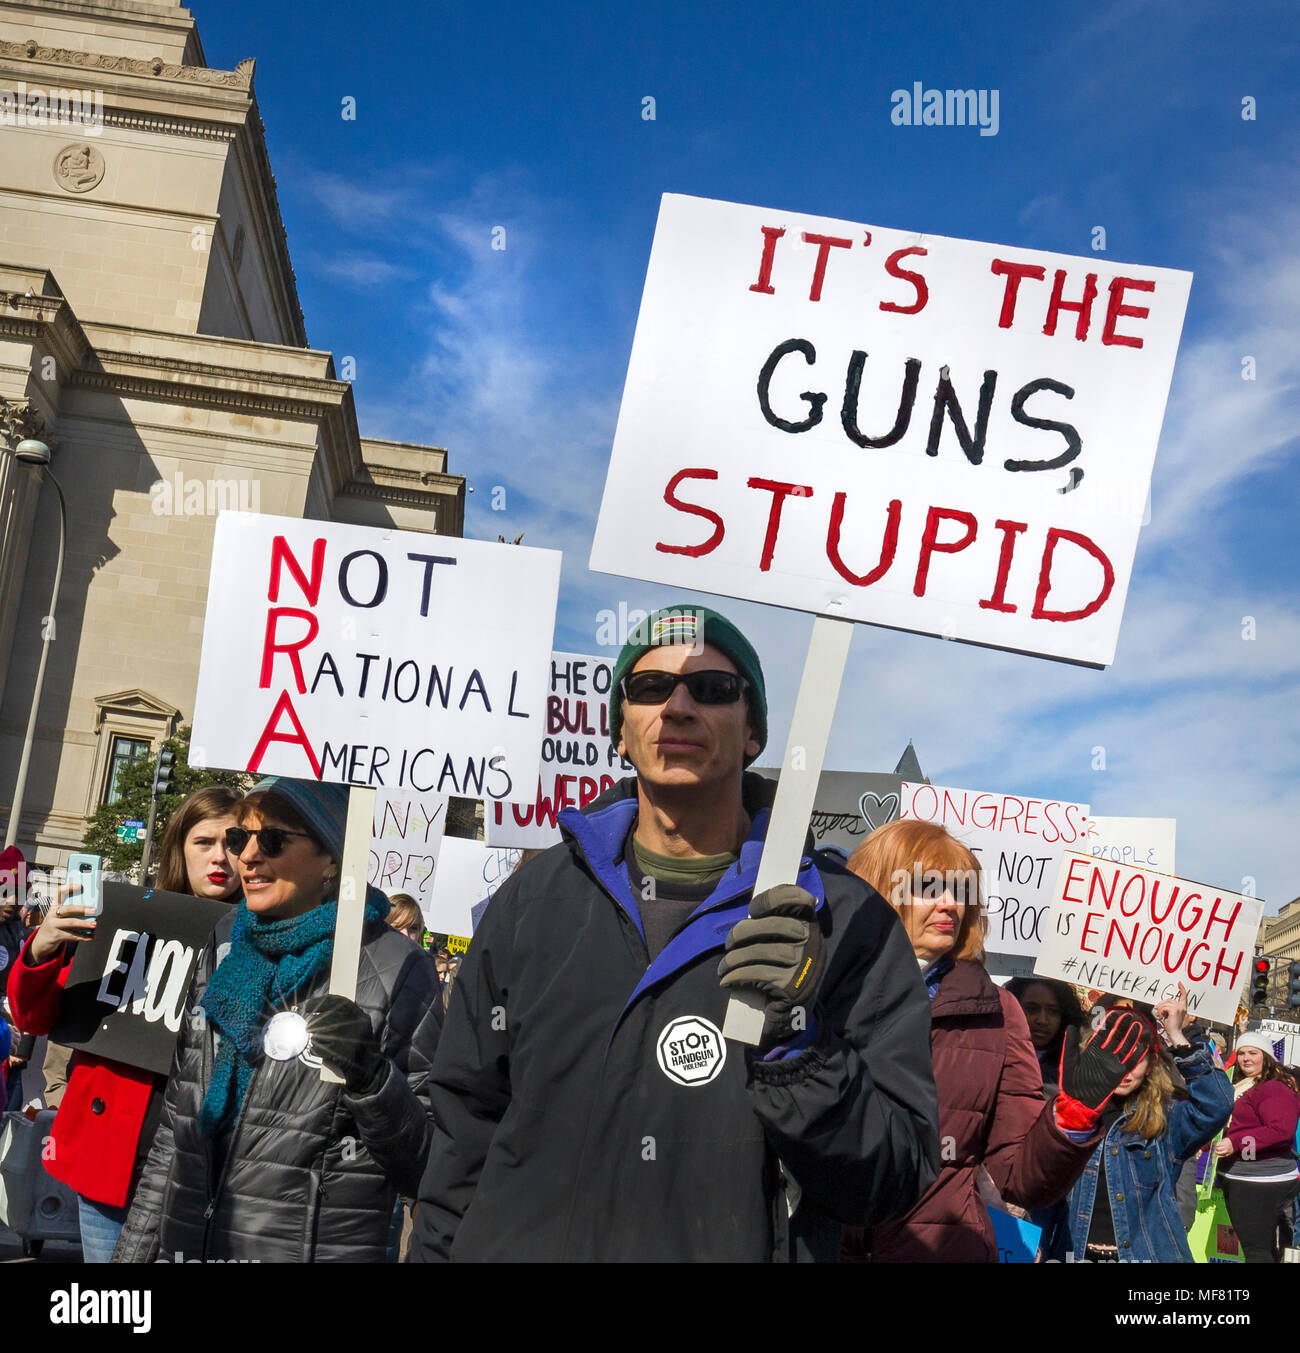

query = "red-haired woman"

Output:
[[843, 819, 1148, 1262], [9, 786, 242, 1262]]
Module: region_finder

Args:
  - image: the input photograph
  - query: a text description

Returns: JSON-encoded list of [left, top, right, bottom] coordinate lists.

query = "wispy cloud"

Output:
[[316, 253, 414, 286]]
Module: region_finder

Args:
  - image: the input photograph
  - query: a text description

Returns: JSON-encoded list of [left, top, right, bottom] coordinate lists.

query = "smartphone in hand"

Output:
[[65, 853, 103, 920]]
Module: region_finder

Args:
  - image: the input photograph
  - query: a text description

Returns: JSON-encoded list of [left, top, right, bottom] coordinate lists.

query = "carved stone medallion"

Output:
[[52, 143, 105, 193]]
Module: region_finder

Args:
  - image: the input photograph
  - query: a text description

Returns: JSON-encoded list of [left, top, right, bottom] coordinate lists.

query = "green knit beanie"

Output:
[[609, 604, 767, 764]]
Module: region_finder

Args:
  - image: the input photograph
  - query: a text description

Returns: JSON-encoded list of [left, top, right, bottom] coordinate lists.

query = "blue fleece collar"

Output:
[[559, 794, 826, 1020]]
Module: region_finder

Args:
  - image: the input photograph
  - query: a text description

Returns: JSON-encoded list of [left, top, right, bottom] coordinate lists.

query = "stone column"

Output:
[[0, 399, 48, 714]]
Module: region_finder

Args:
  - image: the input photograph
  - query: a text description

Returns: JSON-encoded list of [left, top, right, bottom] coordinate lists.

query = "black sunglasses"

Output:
[[621, 670, 746, 706], [224, 826, 316, 858]]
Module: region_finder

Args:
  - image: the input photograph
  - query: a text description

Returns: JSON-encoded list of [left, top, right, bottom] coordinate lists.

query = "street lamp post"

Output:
[[4, 438, 66, 851]]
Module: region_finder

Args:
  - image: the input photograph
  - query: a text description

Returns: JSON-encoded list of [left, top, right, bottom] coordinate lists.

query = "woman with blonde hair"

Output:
[[386, 892, 425, 945], [1054, 991, 1233, 1261], [844, 819, 1145, 1262]]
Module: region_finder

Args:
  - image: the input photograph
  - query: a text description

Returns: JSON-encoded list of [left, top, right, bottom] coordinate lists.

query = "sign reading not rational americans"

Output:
[[1033, 854, 1262, 1024], [191, 513, 560, 798], [589, 194, 1192, 668]]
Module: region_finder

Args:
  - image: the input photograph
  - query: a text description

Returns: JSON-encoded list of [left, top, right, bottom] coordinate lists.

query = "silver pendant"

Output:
[[262, 1010, 310, 1062]]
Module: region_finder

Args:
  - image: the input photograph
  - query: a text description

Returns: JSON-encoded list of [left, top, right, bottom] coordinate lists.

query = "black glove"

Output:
[[306, 994, 387, 1095], [718, 884, 824, 1046], [1055, 1008, 1152, 1129]]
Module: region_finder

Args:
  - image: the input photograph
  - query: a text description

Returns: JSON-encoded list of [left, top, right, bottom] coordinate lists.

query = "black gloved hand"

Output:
[[306, 994, 387, 1095], [718, 884, 824, 1046], [1055, 1008, 1152, 1130]]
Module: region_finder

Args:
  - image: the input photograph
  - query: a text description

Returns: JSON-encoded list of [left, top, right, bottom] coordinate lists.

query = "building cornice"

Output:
[[0, 37, 252, 89], [100, 107, 235, 141]]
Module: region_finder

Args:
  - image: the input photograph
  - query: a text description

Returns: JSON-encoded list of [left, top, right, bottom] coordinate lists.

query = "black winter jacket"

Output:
[[412, 773, 940, 1262], [113, 907, 442, 1263]]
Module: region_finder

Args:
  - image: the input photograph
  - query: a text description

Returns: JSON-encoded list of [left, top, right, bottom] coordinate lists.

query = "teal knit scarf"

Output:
[[198, 889, 391, 1137]]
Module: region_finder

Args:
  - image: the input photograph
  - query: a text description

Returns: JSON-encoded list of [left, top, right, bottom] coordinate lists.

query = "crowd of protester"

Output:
[[0, 604, 1296, 1264]]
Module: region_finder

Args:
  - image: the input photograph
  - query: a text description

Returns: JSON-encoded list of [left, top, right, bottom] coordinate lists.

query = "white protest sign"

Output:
[[424, 836, 521, 938], [1033, 854, 1263, 1025], [902, 780, 1090, 958], [368, 790, 448, 907], [590, 193, 1192, 668], [485, 651, 633, 849], [1085, 815, 1176, 874], [191, 512, 560, 797]]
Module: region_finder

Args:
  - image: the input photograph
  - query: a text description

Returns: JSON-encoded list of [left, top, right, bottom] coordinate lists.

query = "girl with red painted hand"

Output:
[[1053, 986, 1233, 1263]]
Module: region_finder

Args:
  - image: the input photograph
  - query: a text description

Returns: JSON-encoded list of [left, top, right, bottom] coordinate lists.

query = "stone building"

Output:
[[0, 0, 464, 867]]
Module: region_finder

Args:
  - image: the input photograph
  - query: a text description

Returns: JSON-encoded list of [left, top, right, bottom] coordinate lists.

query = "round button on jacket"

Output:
[[91, 1098, 106, 1114]]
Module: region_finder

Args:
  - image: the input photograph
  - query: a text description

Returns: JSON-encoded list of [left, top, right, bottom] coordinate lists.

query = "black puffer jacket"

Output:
[[113, 908, 441, 1263], [413, 773, 940, 1262]]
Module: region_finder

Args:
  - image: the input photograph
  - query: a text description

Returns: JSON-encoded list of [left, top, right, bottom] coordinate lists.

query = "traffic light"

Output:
[[1289, 960, 1300, 1010], [153, 746, 176, 798], [1250, 957, 1271, 1005]]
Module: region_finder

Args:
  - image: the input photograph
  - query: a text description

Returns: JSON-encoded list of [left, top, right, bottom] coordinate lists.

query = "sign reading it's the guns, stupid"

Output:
[[589, 194, 1191, 667], [191, 513, 560, 797]]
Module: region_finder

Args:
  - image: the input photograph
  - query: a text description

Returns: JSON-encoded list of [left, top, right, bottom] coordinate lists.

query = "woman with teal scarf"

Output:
[[112, 777, 443, 1263]]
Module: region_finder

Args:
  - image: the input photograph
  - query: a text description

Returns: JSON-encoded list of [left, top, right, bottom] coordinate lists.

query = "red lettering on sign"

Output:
[[978, 519, 1028, 613], [656, 468, 725, 557], [1101, 277, 1155, 348], [247, 690, 321, 779], [801, 232, 853, 301], [1043, 269, 1099, 341], [1031, 528, 1115, 622], [1204, 895, 1242, 943], [879, 247, 929, 315], [268, 535, 325, 606], [914, 506, 978, 597], [990, 259, 1046, 329], [747, 477, 813, 572], [259, 608, 319, 694], [748, 225, 785, 295], [826, 493, 900, 587], [1061, 856, 1090, 905]]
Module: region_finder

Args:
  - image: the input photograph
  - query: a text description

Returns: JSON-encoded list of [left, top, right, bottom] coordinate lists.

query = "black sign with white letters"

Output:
[[51, 883, 231, 1075]]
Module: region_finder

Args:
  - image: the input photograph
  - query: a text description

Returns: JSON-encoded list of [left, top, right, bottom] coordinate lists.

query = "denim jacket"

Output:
[[1057, 1039, 1232, 1262]]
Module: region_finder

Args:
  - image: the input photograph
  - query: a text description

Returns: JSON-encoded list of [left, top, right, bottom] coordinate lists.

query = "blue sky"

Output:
[[197, 0, 1299, 915]]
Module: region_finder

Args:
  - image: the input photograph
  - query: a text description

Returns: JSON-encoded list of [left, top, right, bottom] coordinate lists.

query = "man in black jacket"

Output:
[[413, 605, 940, 1261]]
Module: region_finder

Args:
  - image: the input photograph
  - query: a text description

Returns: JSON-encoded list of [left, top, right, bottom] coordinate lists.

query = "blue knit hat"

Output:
[[249, 776, 349, 861]]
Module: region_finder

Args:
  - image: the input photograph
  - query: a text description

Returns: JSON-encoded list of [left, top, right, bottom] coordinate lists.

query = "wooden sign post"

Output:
[[321, 784, 377, 1082], [723, 615, 853, 1043]]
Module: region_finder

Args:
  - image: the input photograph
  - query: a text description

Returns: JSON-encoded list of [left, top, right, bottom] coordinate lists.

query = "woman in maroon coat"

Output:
[[1214, 1033, 1300, 1262], [844, 820, 1148, 1262]]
